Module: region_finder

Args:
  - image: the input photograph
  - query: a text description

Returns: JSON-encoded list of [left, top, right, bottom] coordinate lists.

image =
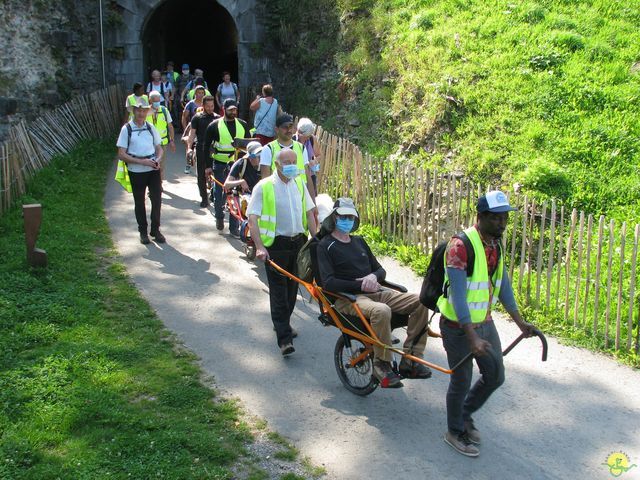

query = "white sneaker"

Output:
[[184, 165, 191, 174]]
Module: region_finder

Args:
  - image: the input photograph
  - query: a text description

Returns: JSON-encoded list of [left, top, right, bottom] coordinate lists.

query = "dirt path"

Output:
[[105, 144, 640, 479]]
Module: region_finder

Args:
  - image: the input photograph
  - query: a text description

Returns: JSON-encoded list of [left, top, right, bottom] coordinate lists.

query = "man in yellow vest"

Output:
[[147, 91, 176, 181], [247, 149, 318, 356], [438, 191, 535, 457], [203, 98, 251, 234], [259, 114, 316, 200]]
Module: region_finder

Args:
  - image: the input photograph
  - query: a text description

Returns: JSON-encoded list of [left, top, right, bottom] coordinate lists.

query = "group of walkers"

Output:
[[115, 62, 536, 459]]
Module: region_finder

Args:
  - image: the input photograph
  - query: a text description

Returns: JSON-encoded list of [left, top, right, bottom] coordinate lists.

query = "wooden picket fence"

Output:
[[313, 125, 640, 355], [0, 84, 125, 216]]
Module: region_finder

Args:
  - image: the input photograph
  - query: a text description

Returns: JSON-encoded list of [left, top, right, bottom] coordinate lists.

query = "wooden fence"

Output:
[[314, 125, 640, 355], [0, 84, 125, 216]]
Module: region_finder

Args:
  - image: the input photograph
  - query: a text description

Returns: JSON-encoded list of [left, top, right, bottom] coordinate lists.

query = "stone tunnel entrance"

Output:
[[142, 0, 239, 88]]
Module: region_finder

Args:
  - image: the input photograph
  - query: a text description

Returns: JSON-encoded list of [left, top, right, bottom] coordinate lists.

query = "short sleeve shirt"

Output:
[[116, 121, 161, 173], [247, 174, 315, 237], [259, 142, 310, 168]]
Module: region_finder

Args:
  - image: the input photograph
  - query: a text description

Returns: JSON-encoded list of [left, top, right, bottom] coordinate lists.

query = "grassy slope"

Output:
[[0, 141, 249, 479], [275, 0, 640, 220]]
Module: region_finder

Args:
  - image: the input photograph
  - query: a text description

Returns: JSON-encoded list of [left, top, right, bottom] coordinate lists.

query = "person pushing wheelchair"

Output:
[[316, 198, 434, 388]]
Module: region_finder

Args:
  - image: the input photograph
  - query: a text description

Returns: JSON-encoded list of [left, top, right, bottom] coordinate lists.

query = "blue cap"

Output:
[[182, 64, 189, 70], [477, 190, 517, 213]]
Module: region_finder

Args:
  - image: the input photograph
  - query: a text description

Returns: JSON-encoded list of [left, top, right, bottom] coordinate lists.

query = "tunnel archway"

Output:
[[141, 0, 239, 88]]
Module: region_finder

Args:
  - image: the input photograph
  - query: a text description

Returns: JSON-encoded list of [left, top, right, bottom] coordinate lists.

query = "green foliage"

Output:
[[274, 0, 640, 221], [0, 141, 260, 478]]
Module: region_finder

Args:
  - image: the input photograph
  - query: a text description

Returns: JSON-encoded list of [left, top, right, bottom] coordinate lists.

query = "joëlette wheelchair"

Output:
[[267, 235, 548, 396], [208, 138, 260, 260]]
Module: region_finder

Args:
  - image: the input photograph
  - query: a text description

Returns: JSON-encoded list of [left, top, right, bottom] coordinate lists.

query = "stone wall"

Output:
[[0, 0, 104, 140]]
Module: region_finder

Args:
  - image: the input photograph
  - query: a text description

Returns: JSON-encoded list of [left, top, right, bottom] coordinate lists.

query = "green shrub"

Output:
[[518, 159, 574, 200], [551, 31, 586, 51]]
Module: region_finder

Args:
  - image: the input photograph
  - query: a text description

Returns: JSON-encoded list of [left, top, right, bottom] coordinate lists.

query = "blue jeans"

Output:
[[440, 318, 505, 435], [213, 161, 238, 232]]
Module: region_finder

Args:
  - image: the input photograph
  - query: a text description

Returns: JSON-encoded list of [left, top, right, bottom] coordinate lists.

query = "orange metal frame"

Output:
[[267, 259, 457, 375]]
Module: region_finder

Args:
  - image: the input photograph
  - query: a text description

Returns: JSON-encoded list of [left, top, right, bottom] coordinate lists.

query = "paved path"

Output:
[[105, 145, 640, 479]]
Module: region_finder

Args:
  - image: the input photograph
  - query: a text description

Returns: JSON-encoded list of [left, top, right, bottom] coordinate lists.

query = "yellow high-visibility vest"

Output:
[[211, 119, 245, 163], [437, 227, 504, 323], [267, 140, 306, 182], [258, 176, 307, 247]]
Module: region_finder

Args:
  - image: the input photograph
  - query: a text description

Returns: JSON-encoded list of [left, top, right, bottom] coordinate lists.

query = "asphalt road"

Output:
[[105, 144, 640, 479]]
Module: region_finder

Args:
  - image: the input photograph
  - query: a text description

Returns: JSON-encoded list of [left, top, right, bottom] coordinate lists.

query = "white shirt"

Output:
[[146, 81, 168, 105], [259, 142, 310, 173], [247, 173, 315, 237], [116, 121, 161, 173]]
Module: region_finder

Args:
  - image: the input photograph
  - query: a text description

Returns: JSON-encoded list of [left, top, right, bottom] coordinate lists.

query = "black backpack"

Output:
[[419, 232, 475, 311]]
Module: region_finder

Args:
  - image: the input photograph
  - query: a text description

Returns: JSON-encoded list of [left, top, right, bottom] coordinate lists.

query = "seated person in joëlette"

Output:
[[224, 140, 263, 194], [316, 197, 434, 388]]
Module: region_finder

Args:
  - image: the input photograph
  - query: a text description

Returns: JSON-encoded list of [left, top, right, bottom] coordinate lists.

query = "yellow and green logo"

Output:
[[603, 451, 637, 477]]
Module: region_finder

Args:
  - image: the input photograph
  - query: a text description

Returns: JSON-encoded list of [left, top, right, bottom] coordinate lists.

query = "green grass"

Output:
[[272, 0, 640, 221], [267, 432, 299, 461], [0, 140, 252, 478]]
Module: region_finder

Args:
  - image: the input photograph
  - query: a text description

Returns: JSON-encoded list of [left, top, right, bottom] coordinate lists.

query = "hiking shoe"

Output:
[[464, 419, 481, 445], [444, 431, 480, 457], [200, 200, 209, 208], [184, 165, 191, 174], [373, 359, 403, 388], [280, 343, 295, 356], [399, 357, 432, 379], [216, 218, 224, 231], [139, 232, 150, 245], [150, 230, 166, 243]]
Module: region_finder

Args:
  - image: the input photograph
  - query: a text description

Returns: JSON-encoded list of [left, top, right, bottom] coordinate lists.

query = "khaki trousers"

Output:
[[335, 290, 429, 362]]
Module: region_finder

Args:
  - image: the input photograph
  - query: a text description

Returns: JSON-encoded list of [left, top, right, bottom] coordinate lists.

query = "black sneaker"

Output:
[[373, 359, 403, 388], [139, 232, 151, 245], [216, 218, 224, 231], [150, 230, 166, 243], [200, 200, 209, 208], [229, 228, 240, 238], [399, 357, 432, 379]]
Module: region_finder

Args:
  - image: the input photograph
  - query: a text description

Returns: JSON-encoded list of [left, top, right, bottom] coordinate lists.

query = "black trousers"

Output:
[[129, 170, 162, 233], [265, 235, 306, 347], [196, 146, 208, 202]]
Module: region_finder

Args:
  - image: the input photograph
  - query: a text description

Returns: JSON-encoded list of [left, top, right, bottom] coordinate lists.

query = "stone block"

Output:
[[0, 97, 18, 116]]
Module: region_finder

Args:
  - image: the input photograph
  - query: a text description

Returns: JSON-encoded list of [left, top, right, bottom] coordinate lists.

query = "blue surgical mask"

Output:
[[335, 218, 355, 234], [152, 101, 161, 108], [282, 164, 298, 179], [311, 163, 321, 173]]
